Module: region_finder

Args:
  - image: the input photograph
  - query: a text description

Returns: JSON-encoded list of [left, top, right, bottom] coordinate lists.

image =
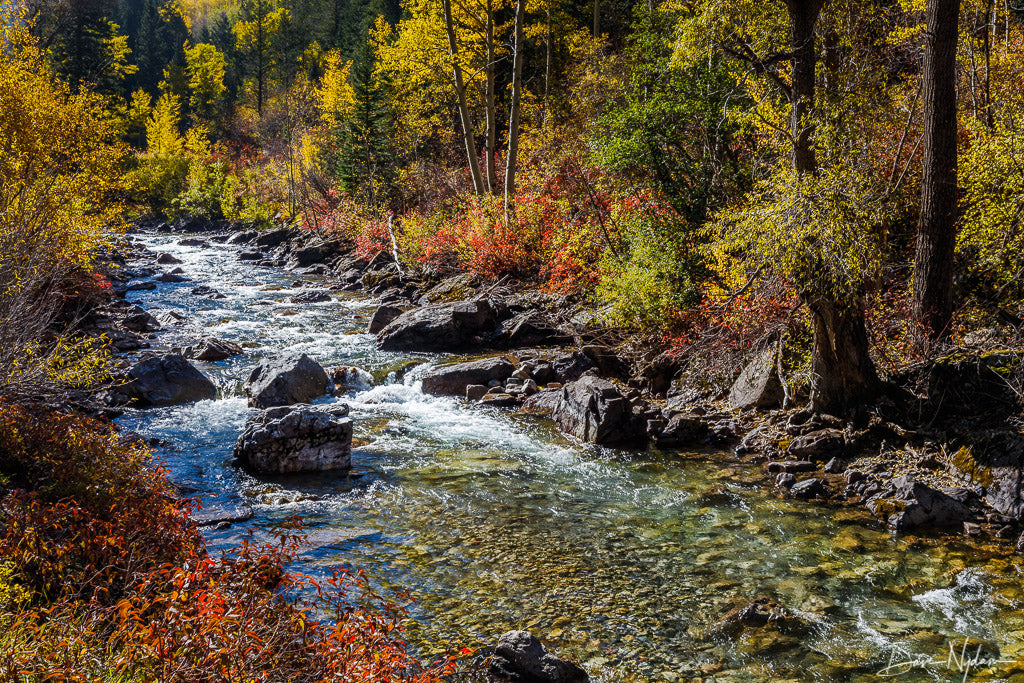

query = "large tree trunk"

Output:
[[504, 0, 526, 219], [785, 0, 825, 174], [442, 0, 486, 195], [913, 0, 960, 343], [806, 295, 880, 414], [485, 0, 498, 194]]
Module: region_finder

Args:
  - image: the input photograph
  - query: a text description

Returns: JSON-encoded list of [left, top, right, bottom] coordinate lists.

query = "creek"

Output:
[[117, 233, 1024, 682]]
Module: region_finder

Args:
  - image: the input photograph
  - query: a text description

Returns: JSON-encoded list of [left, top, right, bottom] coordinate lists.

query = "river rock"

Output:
[[487, 631, 589, 683], [787, 429, 845, 460], [245, 353, 330, 408], [865, 476, 973, 530], [238, 249, 263, 261], [329, 366, 374, 392], [653, 413, 710, 448], [948, 431, 1024, 520], [367, 304, 405, 334], [156, 252, 181, 264], [552, 375, 645, 446], [289, 289, 331, 304], [550, 352, 595, 384], [729, 348, 784, 410], [710, 597, 808, 637], [191, 285, 227, 299], [519, 388, 562, 415], [181, 337, 243, 362], [421, 357, 515, 396], [233, 404, 352, 473], [254, 226, 295, 248], [122, 304, 161, 332], [377, 299, 499, 351], [286, 240, 338, 269], [122, 353, 217, 406], [417, 272, 480, 304], [789, 477, 828, 499], [491, 311, 573, 349]]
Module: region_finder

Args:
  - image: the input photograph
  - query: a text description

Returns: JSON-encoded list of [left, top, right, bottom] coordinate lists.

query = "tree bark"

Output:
[[913, 0, 960, 343], [785, 0, 825, 174], [806, 295, 880, 415], [504, 0, 526, 219], [592, 0, 599, 37], [485, 0, 498, 193], [442, 0, 486, 195]]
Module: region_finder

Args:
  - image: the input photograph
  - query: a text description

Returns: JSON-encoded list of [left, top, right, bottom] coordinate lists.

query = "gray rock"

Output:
[[238, 249, 263, 261], [787, 429, 845, 460], [329, 366, 375, 392], [122, 305, 161, 332], [421, 357, 515, 396], [729, 348, 783, 410], [126, 281, 157, 292], [254, 227, 295, 248], [157, 272, 187, 282], [765, 461, 816, 474], [377, 299, 499, 352], [948, 431, 1024, 520], [552, 375, 645, 447], [491, 311, 573, 349], [191, 285, 226, 299], [550, 353, 595, 384], [466, 384, 488, 401], [181, 337, 243, 362], [654, 413, 710, 448], [519, 389, 561, 415], [367, 304, 406, 334], [123, 353, 217, 406], [481, 393, 518, 408], [156, 252, 181, 264], [234, 404, 352, 473], [488, 631, 589, 683], [776, 473, 797, 489], [790, 478, 828, 499], [245, 354, 329, 408], [289, 290, 331, 304], [866, 476, 973, 530]]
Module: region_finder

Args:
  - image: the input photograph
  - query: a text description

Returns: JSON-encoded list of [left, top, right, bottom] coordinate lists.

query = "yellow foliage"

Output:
[[317, 50, 355, 125], [146, 93, 183, 156]]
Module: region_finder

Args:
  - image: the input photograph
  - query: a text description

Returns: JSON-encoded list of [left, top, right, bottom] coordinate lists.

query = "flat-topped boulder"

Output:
[[420, 357, 515, 396], [377, 298, 499, 351], [180, 337, 244, 362], [234, 404, 352, 473], [123, 353, 217, 406], [245, 353, 329, 408]]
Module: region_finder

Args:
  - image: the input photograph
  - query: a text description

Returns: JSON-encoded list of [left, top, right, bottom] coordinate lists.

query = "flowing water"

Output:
[[118, 234, 1024, 682]]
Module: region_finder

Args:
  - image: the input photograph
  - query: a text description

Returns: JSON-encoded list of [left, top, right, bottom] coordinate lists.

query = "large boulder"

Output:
[[234, 404, 352, 473], [367, 304, 406, 334], [421, 357, 515, 396], [245, 354, 329, 408], [491, 311, 573, 349], [866, 476, 974, 530], [487, 631, 589, 683], [729, 348, 784, 410], [123, 353, 217, 406], [949, 431, 1024, 520], [552, 375, 645, 447], [377, 299, 499, 352], [122, 304, 161, 332], [180, 337, 243, 362]]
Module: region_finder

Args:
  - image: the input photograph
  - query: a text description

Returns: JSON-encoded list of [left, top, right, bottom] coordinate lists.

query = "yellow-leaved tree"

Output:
[[0, 14, 125, 399]]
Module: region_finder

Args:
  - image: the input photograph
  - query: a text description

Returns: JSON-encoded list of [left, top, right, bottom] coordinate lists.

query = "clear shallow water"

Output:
[[118, 235, 1024, 682]]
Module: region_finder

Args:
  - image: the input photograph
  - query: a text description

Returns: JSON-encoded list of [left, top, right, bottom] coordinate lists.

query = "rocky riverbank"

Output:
[[80, 217, 1024, 553]]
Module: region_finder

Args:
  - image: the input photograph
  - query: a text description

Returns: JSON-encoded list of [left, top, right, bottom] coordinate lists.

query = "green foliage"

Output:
[[958, 117, 1024, 303], [597, 199, 703, 330], [185, 42, 228, 126]]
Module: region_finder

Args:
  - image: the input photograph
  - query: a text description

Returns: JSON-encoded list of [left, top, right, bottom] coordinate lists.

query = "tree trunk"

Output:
[[785, 0, 824, 174], [442, 0, 486, 195], [485, 0, 498, 194], [504, 0, 526, 220], [543, 5, 551, 132], [806, 295, 880, 415], [592, 0, 599, 37], [913, 0, 960, 343]]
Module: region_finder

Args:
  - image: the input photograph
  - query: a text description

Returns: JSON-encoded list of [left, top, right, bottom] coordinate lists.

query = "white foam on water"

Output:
[[912, 569, 996, 637]]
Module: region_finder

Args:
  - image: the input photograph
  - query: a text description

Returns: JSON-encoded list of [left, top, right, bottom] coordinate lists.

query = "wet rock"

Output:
[[193, 505, 254, 527], [289, 290, 331, 304], [245, 353, 330, 408], [156, 252, 181, 264], [466, 384, 488, 401], [377, 299, 499, 352], [866, 476, 973, 530], [776, 473, 797, 489], [421, 357, 515, 396], [487, 631, 589, 683], [286, 240, 338, 269], [157, 272, 187, 282], [181, 337, 243, 362], [178, 237, 207, 247], [729, 348, 784, 410], [481, 393, 518, 408], [234, 404, 352, 473], [845, 470, 866, 485], [790, 478, 828, 499], [710, 597, 807, 638], [519, 388, 562, 415], [552, 375, 645, 447], [122, 353, 217, 406], [417, 272, 480, 305], [823, 457, 843, 473], [787, 429, 845, 460], [367, 304, 405, 334], [126, 281, 157, 292], [122, 305, 161, 332], [108, 329, 147, 352], [238, 249, 263, 261], [191, 285, 227, 299], [229, 230, 258, 244], [653, 413, 710, 448], [254, 226, 295, 248], [329, 366, 374, 392], [154, 310, 186, 326]]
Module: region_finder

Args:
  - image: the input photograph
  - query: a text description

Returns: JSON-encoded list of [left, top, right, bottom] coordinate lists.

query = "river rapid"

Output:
[[117, 233, 1024, 682]]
